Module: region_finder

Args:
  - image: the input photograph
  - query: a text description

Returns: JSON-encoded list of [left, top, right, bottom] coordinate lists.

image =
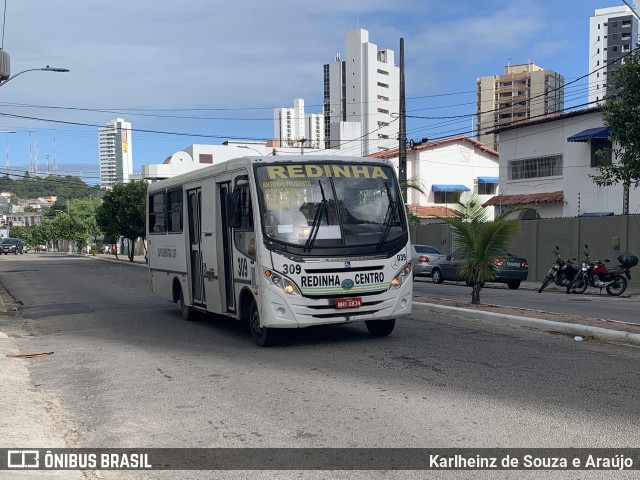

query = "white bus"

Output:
[[146, 155, 413, 346]]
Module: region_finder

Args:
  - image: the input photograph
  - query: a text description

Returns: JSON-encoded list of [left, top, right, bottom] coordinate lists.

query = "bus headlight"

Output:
[[390, 263, 412, 289], [264, 269, 301, 296]]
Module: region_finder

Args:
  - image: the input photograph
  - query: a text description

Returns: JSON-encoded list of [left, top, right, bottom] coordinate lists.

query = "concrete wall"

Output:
[[411, 214, 640, 287]]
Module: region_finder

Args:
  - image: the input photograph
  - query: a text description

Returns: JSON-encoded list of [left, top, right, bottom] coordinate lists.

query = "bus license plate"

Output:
[[336, 297, 362, 309]]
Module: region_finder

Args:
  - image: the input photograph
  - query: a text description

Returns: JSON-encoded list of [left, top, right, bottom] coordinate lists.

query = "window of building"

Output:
[[377, 69, 389, 76], [591, 138, 612, 168], [509, 154, 563, 180], [377, 82, 389, 88], [377, 95, 389, 101], [477, 182, 497, 195], [199, 154, 213, 164], [433, 191, 462, 204], [500, 81, 512, 87], [377, 108, 389, 114]]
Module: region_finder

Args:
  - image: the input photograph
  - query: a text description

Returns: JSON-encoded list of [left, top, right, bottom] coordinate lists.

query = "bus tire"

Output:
[[249, 299, 275, 347], [365, 319, 395, 337], [179, 287, 195, 321]]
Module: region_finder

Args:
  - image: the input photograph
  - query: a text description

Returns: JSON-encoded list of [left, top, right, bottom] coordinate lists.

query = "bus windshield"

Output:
[[255, 162, 406, 251]]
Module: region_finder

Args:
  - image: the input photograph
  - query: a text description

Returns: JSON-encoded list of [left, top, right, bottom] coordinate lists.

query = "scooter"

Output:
[[538, 247, 578, 293], [567, 244, 638, 296]]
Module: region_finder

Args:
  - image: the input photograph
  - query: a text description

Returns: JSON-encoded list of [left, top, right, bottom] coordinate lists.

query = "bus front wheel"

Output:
[[365, 319, 395, 337], [249, 299, 275, 347]]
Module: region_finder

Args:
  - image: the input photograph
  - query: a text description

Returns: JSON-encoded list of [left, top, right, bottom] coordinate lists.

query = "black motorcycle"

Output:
[[538, 246, 578, 293]]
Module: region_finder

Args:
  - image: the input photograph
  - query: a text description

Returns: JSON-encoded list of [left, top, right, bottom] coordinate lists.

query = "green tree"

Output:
[[31, 220, 54, 250], [69, 197, 102, 244], [592, 47, 640, 214], [96, 181, 147, 262], [50, 212, 84, 252], [9, 225, 32, 245], [439, 193, 526, 305]]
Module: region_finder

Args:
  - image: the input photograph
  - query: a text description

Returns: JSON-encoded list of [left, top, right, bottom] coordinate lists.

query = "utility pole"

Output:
[[398, 38, 407, 202]]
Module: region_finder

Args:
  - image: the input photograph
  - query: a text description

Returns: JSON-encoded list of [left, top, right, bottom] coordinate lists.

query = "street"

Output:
[[1, 254, 640, 479]]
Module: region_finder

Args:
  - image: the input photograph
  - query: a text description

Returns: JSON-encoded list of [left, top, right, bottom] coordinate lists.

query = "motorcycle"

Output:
[[538, 246, 578, 293], [567, 244, 638, 296]]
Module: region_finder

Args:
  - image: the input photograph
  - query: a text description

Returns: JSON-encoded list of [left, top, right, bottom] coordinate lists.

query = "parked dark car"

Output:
[[430, 248, 528, 289], [412, 245, 447, 278], [1, 238, 25, 255]]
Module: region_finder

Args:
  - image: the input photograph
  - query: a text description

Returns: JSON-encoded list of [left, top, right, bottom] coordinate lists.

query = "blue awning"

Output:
[[580, 212, 614, 217], [477, 176, 499, 184], [567, 127, 611, 142], [432, 184, 471, 192]]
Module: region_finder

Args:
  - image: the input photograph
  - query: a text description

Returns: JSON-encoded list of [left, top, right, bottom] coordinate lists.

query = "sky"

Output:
[[0, 0, 635, 185]]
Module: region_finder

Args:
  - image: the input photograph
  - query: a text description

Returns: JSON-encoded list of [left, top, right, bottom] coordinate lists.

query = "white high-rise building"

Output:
[[99, 118, 133, 188], [589, 5, 639, 104], [323, 29, 399, 156], [274, 99, 325, 150]]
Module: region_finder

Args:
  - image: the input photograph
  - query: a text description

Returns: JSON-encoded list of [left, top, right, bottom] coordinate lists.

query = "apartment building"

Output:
[[588, 5, 639, 104], [323, 29, 399, 156], [98, 118, 133, 189], [476, 63, 564, 151], [273, 99, 325, 150]]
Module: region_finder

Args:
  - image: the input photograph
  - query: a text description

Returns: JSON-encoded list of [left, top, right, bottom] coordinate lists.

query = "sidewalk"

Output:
[[0, 332, 86, 479]]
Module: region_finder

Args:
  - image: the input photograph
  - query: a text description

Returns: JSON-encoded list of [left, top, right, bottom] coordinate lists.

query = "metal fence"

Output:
[[410, 214, 640, 284]]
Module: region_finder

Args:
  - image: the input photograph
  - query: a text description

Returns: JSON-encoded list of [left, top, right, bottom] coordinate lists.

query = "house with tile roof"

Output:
[[486, 106, 637, 218], [370, 136, 500, 221]]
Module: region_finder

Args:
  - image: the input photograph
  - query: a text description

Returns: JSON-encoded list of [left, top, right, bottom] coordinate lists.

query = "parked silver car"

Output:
[[411, 245, 447, 278], [430, 248, 529, 289]]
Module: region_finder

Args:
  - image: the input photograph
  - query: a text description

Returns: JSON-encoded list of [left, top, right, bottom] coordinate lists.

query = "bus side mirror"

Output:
[[225, 192, 241, 228]]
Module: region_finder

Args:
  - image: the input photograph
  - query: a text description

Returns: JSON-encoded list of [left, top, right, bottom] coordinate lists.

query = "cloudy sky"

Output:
[[0, 0, 632, 184]]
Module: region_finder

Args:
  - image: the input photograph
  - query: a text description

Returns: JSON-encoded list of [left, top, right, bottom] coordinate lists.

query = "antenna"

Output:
[[35, 138, 38, 177], [28, 127, 32, 174], [53, 126, 58, 175]]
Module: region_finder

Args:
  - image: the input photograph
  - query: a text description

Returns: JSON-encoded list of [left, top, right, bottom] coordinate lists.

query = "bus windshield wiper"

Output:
[[377, 182, 397, 247], [304, 181, 328, 252]]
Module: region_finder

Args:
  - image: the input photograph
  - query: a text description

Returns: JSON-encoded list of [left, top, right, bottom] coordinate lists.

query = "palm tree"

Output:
[[439, 193, 527, 305]]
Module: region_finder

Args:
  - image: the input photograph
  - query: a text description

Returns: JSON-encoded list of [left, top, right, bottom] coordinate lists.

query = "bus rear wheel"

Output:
[[249, 299, 275, 347], [179, 287, 194, 321], [365, 319, 395, 337]]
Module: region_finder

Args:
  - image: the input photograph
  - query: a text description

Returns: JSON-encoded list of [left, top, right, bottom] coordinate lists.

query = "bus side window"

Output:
[[233, 185, 256, 260], [149, 193, 166, 233]]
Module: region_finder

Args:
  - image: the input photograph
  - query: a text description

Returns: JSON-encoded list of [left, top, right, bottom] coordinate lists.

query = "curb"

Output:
[[89, 254, 148, 267], [414, 301, 640, 345]]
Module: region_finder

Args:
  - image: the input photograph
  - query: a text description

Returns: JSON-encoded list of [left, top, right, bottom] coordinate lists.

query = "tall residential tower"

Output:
[[323, 29, 399, 156], [273, 98, 325, 150], [98, 118, 133, 189], [588, 5, 639, 104], [476, 63, 564, 151]]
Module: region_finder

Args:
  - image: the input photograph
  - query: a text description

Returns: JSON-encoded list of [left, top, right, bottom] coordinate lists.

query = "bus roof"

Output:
[[147, 155, 394, 192]]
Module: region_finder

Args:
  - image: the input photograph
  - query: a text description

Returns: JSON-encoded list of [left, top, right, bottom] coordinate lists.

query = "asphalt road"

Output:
[[1, 253, 640, 480]]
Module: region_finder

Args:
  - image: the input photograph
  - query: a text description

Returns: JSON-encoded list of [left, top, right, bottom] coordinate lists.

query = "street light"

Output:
[[237, 145, 264, 156], [0, 65, 70, 88]]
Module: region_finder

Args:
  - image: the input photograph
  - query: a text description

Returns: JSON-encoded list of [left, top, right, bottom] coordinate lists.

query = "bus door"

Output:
[[187, 187, 205, 307], [219, 182, 235, 313]]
